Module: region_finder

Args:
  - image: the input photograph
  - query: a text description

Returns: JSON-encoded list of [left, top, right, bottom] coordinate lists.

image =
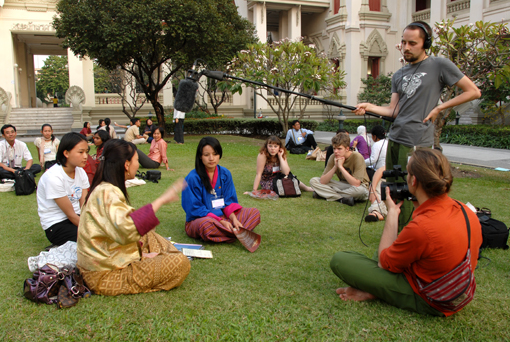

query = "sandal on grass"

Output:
[[365, 212, 384, 222]]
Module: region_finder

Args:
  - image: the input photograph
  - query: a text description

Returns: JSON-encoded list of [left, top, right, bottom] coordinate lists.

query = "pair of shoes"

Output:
[[313, 192, 325, 200], [364, 212, 384, 222], [337, 197, 355, 206]]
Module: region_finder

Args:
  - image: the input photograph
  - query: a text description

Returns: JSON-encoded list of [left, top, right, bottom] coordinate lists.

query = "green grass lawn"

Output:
[[1, 135, 509, 341]]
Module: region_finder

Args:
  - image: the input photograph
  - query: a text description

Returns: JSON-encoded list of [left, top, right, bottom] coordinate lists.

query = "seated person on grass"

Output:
[[252, 135, 313, 193], [285, 120, 317, 152], [124, 118, 146, 145], [330, 149, 482, 317], [77, 139, 190, 296], [310, 133, 369, 206], [365, 166, 387, 222], [137, 127, 173, 171], [36, 132, 89, 247], [365, 125, 387, 181], [324, 129, 349, 169], [0, 124, 41, 179], [182, 137, 260, 247]]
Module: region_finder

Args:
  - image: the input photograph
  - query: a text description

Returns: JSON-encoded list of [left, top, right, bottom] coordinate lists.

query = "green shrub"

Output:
[[161, 118, 318, 138], [440, 125, 510, 149], [316, 119, 387, 133]]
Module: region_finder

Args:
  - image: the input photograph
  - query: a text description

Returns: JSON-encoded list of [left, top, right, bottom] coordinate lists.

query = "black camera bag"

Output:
[[477, 214, 509, 250], [14, 169, 37, 196], [136, 170, 161, 183]]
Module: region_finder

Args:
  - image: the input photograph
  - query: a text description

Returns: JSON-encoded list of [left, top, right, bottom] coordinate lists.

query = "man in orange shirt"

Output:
[[330, 149, 482, 316]]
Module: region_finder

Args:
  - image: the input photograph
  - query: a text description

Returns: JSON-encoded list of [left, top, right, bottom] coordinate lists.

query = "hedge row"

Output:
[[317, 119, 386, 133], [440, 125, 510, 149], [156, 118, 319, 138]]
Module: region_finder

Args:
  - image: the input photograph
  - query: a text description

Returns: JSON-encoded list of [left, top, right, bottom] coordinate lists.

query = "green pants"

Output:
[[330, 251, 444, 316], [385, 140, 414, 230]]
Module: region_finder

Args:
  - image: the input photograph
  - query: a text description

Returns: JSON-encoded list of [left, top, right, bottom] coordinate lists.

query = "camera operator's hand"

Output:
[[383, 186, 403, 215]]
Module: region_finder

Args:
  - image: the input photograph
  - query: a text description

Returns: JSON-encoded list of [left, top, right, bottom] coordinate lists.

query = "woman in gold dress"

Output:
[[76, 139, 190, 296]]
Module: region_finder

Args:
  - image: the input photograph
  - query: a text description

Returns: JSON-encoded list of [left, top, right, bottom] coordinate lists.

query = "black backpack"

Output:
[[136, 170, 161, 183], [14, 169, 37, 196], [289, 146, 309, 154], [478, 214, 509, 250]]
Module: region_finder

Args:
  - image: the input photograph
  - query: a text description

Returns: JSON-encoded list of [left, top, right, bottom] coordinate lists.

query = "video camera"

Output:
[[380, 165, 415, 201]]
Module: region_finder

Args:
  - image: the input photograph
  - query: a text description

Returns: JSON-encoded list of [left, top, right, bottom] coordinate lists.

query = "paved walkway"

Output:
[[314, 131, 510, 170]]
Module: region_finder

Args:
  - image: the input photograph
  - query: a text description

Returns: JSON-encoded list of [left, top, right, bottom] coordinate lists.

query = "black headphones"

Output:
[[407, 22, 432, 49]]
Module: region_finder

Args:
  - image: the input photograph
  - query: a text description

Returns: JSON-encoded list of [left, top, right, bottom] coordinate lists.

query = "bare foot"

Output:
[[336, 287, 376, 301]]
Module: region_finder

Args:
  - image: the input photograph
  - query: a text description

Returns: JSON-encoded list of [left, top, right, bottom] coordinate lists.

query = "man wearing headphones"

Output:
[[354, 21, 480, 228]]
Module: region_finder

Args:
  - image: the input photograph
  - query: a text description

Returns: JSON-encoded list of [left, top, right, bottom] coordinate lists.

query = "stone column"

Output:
[[67, 51, 95, 108], [429, 0, 446, 25], [250, 2, 267, 110], [252, 2, 267, 43], [469, 0, 484, 23], [287, 6, 301, 41]]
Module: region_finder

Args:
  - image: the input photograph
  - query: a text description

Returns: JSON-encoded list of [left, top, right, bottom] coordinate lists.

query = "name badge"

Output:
[[297, 136, 304, 143], [211, 197, 225, 209], [44, 148, 51, 154], [272, 166, 280, 173]]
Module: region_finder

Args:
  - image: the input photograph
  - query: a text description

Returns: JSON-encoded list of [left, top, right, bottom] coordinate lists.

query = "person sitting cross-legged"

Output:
[[124, 118, 146, 145], [285, 120, 317, 152], [310, 133, 369, 206], [330, 148, 482, 317], [0, 124, 41, 179]]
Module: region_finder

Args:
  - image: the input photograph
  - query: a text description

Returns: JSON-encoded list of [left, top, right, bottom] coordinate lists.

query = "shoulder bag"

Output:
[[14, 169, 36, 195], [415, 201, 476, 312], [273, 172, 301, 198]]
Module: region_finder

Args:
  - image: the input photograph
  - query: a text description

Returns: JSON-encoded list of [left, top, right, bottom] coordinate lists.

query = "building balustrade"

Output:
[[447, 0, 470, 14], [412, 9, 431, 22], [94, 93, 163, 106]]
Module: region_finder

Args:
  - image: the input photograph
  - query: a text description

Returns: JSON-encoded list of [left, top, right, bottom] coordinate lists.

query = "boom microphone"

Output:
[[203, 70, 225, 81], [173, 77, 198, 113]]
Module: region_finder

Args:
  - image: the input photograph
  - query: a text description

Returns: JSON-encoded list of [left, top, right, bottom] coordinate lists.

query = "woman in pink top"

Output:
[[137, 127, 173, 170]]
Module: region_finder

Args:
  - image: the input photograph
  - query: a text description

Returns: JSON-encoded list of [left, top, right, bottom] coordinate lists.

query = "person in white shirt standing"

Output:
[[173, 108, 186, 144], [37, 132, 90, 246], [0, 124, 41, 179]]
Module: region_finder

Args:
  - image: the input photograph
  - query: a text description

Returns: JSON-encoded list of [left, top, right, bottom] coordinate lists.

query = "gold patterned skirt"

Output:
[[79, 231, 190, 296]]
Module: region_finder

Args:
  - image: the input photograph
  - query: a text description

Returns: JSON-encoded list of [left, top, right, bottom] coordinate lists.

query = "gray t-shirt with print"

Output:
[[389, 56, 464, 147]]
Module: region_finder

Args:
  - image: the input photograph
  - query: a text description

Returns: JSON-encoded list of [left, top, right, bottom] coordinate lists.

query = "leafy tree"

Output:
[[93, 63, 116, 94], [429, 19, 510, 147], [229, 39, 346, 131], [109, 68, 148, 119], [53, 0, 256, 126], [357, 73, 393, 106], [480, 78, 510, 125], [35, 55, 69, 102]]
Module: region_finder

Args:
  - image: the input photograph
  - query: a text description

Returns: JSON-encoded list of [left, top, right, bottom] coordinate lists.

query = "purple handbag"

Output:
[[23, 264, 61, 305], [23, 264, 91, 308]]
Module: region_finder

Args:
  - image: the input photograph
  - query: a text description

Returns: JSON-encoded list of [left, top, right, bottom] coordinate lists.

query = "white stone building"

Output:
[[0, 0, 509, 131]]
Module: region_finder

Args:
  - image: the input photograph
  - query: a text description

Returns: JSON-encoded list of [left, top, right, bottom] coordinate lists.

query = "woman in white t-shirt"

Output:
[[37, 132, 90, 246], [34, 124, 60, 170]]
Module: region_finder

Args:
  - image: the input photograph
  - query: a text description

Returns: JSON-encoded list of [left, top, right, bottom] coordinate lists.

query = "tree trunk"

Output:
[[433, 110, 447, 151], [148, 90, 165, 127]]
